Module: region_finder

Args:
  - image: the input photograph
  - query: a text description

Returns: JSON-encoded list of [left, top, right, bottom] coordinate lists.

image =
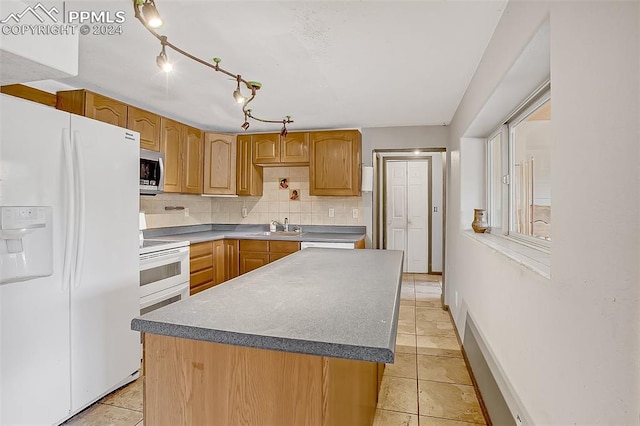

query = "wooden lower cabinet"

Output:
[[239, 252, 270, 274], [214, 239, 239, 284], [144, 334, 381, 426], [189, 241, 214, 295], [269, 240, 300, 262], [239, 239, 300, 275], [191, 239, 239, 294]]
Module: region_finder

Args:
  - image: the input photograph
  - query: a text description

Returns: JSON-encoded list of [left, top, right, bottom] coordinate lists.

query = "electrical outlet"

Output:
[[184, 208, 189, 217], [328, 208, 335, 218], [352, 208, 358, 219]]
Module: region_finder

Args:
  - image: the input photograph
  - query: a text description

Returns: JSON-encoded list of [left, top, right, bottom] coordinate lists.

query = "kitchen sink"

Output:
[[247, 231, 305, 237]]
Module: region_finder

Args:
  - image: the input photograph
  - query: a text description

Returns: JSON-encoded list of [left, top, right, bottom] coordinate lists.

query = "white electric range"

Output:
[[139, 239, 190, 315]]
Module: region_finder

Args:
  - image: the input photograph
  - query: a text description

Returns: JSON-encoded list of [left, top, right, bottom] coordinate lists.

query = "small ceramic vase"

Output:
[[472, 209, 489, 233]]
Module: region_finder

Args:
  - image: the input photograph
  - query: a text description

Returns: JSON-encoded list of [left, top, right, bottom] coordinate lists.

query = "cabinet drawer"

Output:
[[191, 281, 214, 296], [269, 241, 300, 254], [190, 241, 213, 258], [190, 254, 213, 274], [240, 239, 269, 252], [190, 268, 213, 287]]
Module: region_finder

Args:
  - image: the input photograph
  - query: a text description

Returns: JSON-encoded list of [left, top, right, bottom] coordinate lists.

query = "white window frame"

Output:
[[487, 125, 508, 233], [486, 83, 551, 252]]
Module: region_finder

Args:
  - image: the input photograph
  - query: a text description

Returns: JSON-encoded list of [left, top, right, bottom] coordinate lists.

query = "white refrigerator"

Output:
[[0, 94, 141, 425]]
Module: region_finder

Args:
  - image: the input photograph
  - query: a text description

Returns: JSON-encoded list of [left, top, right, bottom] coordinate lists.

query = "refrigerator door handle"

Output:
[[62, 129, 75, 291], [72, 131, 86, 288]]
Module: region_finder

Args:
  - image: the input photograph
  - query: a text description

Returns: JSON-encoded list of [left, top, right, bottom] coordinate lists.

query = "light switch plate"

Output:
[[352, 208, 358, 218], [328, 208, 335, 218]]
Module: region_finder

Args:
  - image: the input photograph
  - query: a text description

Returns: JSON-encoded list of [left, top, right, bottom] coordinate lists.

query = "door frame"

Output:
[[372, 148, 447, 307], [382, 157, 432, 272]]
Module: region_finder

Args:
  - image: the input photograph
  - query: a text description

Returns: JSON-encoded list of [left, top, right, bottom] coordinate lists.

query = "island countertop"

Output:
[[131, 248, 403, 363]]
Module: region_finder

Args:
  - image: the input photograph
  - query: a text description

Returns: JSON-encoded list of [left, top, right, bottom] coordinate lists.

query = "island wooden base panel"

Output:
[[143, 334, 382, 426]]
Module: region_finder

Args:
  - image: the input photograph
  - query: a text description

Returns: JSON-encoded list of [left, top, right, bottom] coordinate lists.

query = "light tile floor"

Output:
[[63, 273, 486, 426], [373, 273, 487, 426]]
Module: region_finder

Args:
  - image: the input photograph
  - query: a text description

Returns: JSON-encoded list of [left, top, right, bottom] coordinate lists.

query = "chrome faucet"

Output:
[[284, 217, 289, 232]]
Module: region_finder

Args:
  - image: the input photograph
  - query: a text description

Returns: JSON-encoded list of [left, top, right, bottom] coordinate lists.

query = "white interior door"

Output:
[[386, 162, 408, 270], [407, 162, 429, 272], [385, 160, 429, 273]]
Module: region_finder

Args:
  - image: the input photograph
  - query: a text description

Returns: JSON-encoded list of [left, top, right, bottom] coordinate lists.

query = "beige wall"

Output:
[[446, 2, 639, 424], [141, 166, 363, 229]]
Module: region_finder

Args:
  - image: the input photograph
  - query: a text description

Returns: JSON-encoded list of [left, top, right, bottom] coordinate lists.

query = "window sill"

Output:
[[463, 230, 550, 279]]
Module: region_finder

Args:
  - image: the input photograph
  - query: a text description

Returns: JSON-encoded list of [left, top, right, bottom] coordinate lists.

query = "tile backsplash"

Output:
[[141, 166, 363, 229]]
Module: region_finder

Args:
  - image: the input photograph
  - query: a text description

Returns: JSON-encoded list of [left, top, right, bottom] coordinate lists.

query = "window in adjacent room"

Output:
[[487, 85, 551, 247]]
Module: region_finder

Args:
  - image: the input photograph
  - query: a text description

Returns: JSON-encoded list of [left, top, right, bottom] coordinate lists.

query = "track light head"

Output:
[[233, 77, 246, 104], [241, 121, 250, 131], [233, 89, 245, 104], [141, 0, 163, 28], [156, 46, 172, 73]]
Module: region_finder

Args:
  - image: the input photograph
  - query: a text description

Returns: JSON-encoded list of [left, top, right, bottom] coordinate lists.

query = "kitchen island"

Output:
[[132, 248, 403, 426]]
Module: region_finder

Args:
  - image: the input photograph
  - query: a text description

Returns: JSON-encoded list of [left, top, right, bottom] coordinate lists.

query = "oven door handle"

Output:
[[140, 282, 190, 311], [140, 246, 190, 265]]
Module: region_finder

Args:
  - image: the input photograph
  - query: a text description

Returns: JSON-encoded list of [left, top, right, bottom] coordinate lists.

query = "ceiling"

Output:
[[36, 1, 507, 133]]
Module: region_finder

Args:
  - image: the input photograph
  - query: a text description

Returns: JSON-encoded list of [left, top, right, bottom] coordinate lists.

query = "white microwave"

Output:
[[140, 148, 164, 195]]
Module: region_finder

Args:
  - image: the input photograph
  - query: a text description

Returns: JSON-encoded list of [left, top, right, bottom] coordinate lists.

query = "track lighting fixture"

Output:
[[155, 36, 172, 73], [132, 0, 293, 131], [280, 118, 290, 137], [233, 76, 246, 104], [140, 0, 162, 28]]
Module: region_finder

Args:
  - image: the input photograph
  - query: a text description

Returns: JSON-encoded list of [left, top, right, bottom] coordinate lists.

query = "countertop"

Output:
[[131, 248, 403, 363], [143, 224, 366, 245]]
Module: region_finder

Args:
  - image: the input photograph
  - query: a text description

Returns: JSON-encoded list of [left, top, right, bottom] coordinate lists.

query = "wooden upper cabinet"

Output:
[[309, 130, 362, 196], [182, 125, 203, 194], [57, 90, 127, 127], [160, 119, 203, 194], [251, 132, 309, 165], [281, 132, 309, 163], [127, 106, 161, 151], [237, 135, 263, 196], [203, 133, 237, 195], [160, 118, 183, 193], [252, 133, 280, 164]]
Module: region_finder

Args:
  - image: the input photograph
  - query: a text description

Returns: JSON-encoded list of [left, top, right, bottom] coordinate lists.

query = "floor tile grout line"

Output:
[[97, 402, 143, 414], [419, 413, 487, 425], [417, 377, 475, 387], [99, 401, 143, 413]]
